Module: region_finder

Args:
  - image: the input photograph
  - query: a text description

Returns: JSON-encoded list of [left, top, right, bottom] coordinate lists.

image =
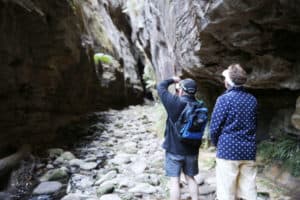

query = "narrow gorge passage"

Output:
[[21, 104, 217, 200], [4, 104, 291, 200], [1, 0, 300, 199]]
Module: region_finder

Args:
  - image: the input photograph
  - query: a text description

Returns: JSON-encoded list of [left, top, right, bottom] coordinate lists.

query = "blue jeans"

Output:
[[165, 152, 198, 177]]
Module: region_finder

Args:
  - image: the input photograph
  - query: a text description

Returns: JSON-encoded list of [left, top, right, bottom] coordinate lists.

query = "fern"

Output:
[[258, 136, 300, 176], [143, 63, 156, 89], [93, 53, 113, 65]]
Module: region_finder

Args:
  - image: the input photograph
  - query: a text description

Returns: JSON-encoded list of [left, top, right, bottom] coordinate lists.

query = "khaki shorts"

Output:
[[216, 158, 257, 200]]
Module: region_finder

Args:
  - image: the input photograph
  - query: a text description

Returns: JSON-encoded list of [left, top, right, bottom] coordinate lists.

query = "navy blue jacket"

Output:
[[210, 87, 257, 160], [157, 79, 200, 155]]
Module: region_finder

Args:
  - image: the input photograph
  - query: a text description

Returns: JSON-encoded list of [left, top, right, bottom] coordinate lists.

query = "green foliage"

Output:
[[143, 63, 156, 89], [93, 53, 113, 65], [258, 136, 300, 176], [203, 157, 216, 170], [67, 0, 77, 14], [153, 103, 167, 138]]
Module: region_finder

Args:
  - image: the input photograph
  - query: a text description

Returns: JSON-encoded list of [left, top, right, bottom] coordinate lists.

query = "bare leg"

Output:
[[169, 177, 180, 200], [180, 171, 187, 185], [185, 175, 198, 200]]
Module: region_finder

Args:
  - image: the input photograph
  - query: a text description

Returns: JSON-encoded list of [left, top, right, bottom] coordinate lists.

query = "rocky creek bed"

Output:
[[1, 104, 294, 200]]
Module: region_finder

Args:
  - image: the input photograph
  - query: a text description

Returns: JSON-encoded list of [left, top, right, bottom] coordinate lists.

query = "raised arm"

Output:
[[157, 78, 181, 120]]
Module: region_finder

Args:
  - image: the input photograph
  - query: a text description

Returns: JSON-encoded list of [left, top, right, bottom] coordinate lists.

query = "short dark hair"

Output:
[[179, 78, 197, 95]]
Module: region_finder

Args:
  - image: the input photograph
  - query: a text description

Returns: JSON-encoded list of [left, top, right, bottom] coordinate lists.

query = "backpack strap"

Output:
[[178, 101, 198, 124], [177, 98, 204, 124], [177, 102, 189, 124]]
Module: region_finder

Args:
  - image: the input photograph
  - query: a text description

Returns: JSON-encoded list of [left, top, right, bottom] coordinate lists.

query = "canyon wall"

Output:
[[120, 0, 300, 138], [0, 0, 144, 148]]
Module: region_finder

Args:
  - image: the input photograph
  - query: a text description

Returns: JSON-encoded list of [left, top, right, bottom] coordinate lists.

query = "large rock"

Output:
[[67, 174, 94, 193], [61, 194, 98, 200], [96, 181, 115, 196], [99, 194, 121, 200], [33, 181, 62, 195], [95, 170, 117, 185], [39, 167, 68, 182], [80, 162, 98, 170], [128, 183, 157, 194], [129, 160, 148, 174], [109, 153, 132, 165]]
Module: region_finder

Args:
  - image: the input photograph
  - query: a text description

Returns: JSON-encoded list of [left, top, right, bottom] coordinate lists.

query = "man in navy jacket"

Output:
[[157, 77, 200, 200], [210, 64, 258, 200]]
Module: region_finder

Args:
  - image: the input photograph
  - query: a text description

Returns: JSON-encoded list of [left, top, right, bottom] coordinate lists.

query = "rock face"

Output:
[[120, 0, 300, 137], [123, 0, 300, 88], [0, 0, 144, 148]]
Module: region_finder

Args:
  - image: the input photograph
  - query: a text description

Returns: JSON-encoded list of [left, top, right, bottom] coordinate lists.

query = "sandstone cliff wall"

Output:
[[0, 0, 144, 148], [121, 0, 300, 138]]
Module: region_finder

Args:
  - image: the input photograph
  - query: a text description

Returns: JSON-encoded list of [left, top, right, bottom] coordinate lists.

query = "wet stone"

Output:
[[48, 148, 64, 158], [99, 194, 121, 200], [60, 152, 76, 161], [95, 170, 117, 185], [96, 182, 115, 196], [67, 174, 94, 192], [130, 160, 148, 174], [39, 167, 68, 182], [61, 193, 82, 200], [69, 159, 85, 167], [29, 195, 52, 200], [80, 162, 98, 170], [33, 181, 62, 195], [128, 183, 157, 194]]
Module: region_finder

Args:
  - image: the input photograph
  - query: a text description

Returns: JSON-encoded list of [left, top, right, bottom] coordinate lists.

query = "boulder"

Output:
[[33, 181, 62, 195]]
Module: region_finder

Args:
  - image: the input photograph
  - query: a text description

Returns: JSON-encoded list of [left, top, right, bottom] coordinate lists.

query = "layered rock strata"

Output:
[[121, 0, 300, 137]]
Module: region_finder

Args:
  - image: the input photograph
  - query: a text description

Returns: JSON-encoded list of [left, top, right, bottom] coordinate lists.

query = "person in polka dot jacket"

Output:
[[210, 64, 258, 200]]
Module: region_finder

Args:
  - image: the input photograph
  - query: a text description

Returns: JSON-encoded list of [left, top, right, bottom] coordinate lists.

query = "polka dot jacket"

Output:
[[210, 86, 257, 160]]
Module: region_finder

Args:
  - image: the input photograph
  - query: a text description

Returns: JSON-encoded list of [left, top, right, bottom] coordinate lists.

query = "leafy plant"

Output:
[[258, 136, 300, 176], [143, 63, 156, 89], [67, 0, 77, 14], [153, 103, 167, 138], [93, 53, 113, 65], [203, 157, 216, 169]]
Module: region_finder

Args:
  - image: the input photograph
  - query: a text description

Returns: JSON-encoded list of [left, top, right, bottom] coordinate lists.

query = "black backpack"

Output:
[[175, 100, 208, 145]]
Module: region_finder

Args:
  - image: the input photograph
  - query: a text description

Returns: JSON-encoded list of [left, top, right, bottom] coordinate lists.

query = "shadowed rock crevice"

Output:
[[107, 4, 132, 41], [0, 0, 145, 149]]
